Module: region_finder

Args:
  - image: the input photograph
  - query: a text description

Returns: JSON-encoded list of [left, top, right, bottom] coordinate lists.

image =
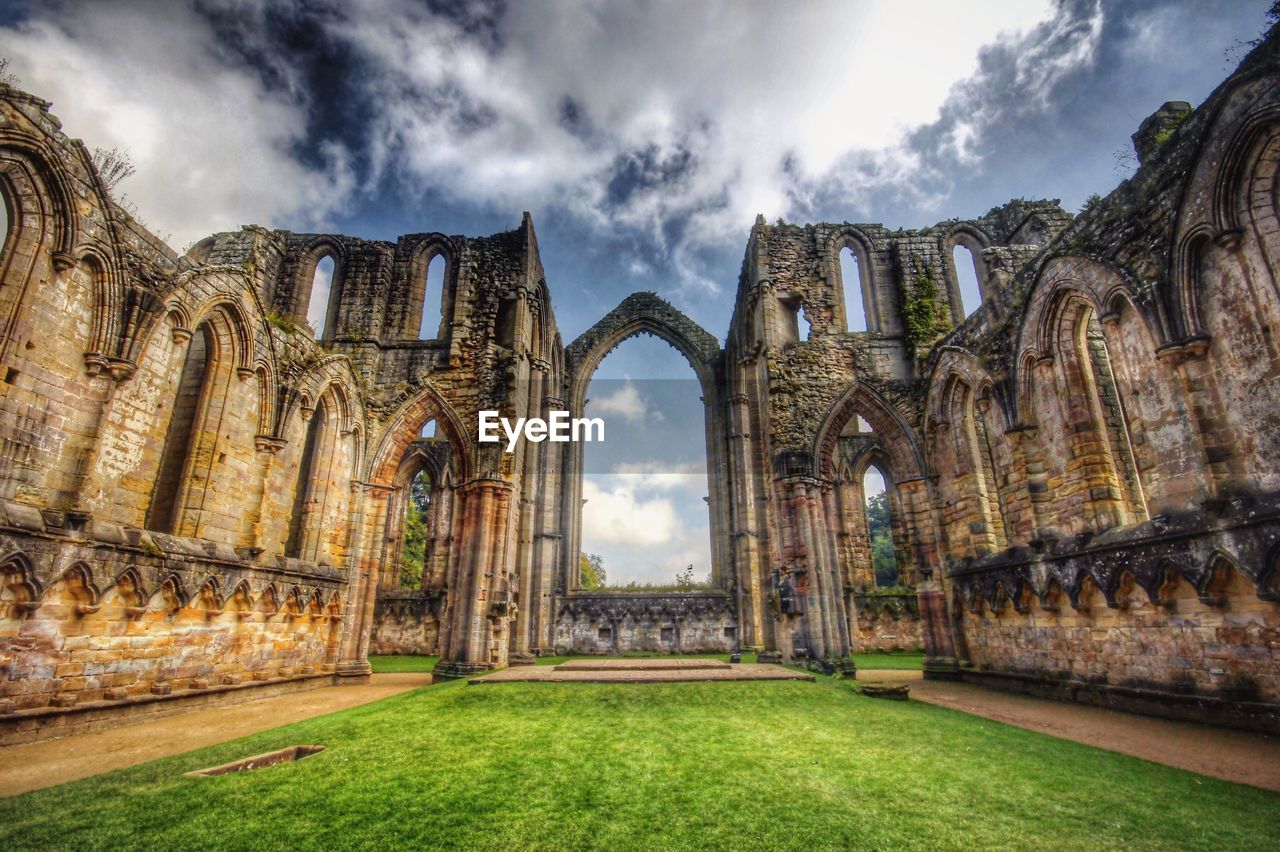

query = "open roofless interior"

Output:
[[1, 3, 1280, 848]]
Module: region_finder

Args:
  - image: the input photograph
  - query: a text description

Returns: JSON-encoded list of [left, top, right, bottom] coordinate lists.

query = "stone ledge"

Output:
[[957, 669, 1280, 736], [0, 673, 337, 747]]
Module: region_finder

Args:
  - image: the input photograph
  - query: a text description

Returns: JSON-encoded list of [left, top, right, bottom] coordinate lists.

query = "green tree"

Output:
[[865, 491, 900, 587], [579, 552, 606, 589], [399, 471, 431, 589]]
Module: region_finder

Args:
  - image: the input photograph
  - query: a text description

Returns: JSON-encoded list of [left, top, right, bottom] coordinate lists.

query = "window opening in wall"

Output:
[[420, 254, 446, 340], [495, 297, 518, 348], [306, 254, 336, 340], [147, 324, 211, 533], [862, 465, 899, 587], [953, 243, 983, 317], [400, 468, 432, 589], [840, 246, 868, 332], [420, 418, 437, 439], [782, 299, 800, 343]]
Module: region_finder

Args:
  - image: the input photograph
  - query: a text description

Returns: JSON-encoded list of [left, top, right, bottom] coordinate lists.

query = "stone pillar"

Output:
[[335, 481, 394, 681], [511, 361, 546, 657], [818, 481, 853, 664], [1158, 338, 1245, 493], [434, 477, 515, 677], [249, 434, 286, 555], [727, 390, 765, 651], [897, 476, 957, 678]]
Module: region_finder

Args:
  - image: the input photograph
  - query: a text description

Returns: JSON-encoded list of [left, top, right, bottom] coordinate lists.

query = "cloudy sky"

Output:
[[0, 0, 1271, 583]]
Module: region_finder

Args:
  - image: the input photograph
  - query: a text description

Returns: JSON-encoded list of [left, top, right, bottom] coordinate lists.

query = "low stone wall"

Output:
[[0, 670, 340, 747], [370, 589, 443, 655], [944, 509, 1280, 733], [0, 520, 347, 719], [852, 591, 924, 652], [553, 590, 737, 654]]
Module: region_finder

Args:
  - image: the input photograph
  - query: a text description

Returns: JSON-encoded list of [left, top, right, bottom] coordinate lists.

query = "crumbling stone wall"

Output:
[[553, 592, 737, 655], [369, 590, 442, 656]]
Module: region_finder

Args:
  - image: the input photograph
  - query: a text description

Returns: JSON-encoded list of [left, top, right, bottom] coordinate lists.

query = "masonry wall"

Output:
[[552, 592, 738, 655]]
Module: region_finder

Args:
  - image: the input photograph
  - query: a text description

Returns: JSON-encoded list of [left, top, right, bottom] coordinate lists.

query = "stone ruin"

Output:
[[0, 26, 1278, 743]]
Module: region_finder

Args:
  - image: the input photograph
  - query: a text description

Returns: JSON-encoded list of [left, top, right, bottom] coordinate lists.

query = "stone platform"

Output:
[[471, 658, 813, 684]]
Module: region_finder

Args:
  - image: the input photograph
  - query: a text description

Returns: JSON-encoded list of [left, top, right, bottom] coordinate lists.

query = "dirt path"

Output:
[[0, 672, 432, 798], [857, 670, 1280, 792]]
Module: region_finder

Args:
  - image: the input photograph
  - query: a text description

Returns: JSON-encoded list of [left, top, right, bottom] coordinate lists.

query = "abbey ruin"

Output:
[[1, 29, 1279, 744]]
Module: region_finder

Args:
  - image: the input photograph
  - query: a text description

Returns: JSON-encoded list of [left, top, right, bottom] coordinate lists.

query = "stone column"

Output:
[[897, 476, 958, 678], [434, 477, 515, 677], [335, 480, 394, 682], [727, 390, 765, 651]]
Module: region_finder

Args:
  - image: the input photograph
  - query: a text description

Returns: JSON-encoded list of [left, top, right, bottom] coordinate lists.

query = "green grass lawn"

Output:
[[2, 678, 1276, 850], [851, 651, 924, 670], [368, 654, 439, 673]]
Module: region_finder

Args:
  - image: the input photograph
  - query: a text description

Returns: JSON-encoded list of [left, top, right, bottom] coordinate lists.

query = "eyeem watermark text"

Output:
[[478, 410, 604, 452]]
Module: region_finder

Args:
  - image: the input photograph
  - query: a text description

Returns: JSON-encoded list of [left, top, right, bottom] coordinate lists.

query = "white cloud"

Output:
[[580, 469, 712, 584], [587, 379, 660, 423], [329, 0, 1062, 294], [0, 0, 354, 248], [581, 477, 682, 547], [0, 0, 1103, 288]]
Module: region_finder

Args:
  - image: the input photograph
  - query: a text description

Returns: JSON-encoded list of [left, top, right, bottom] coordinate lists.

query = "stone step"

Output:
[[554, 658, 731, 671]]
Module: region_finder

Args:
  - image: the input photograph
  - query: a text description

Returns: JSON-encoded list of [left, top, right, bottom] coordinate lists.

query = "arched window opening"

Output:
[[399, 468, 432, 589], [420, 418, 437, 439], [840, 246, 870, 332], [579, 336, 712, 592], [952, 243, 983, 317], [862, 465, 899, 587], [305, 254, 336, 340], [146, 324, 211, 533], [419, 254, 446, 340]]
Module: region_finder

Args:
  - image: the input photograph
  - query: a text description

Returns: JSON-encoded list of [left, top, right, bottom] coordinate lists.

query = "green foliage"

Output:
[[674, 563, 696, 589], [579, 553, 606, 589], [902, 257, 944, 349], [5, 677, 1278, 849], [265, 311, 305, 334], [1080, 193, 1103, 214], [865, 492, 899, 587], [399, 471, 431, 589], [1151, 112, 1188, 149]]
